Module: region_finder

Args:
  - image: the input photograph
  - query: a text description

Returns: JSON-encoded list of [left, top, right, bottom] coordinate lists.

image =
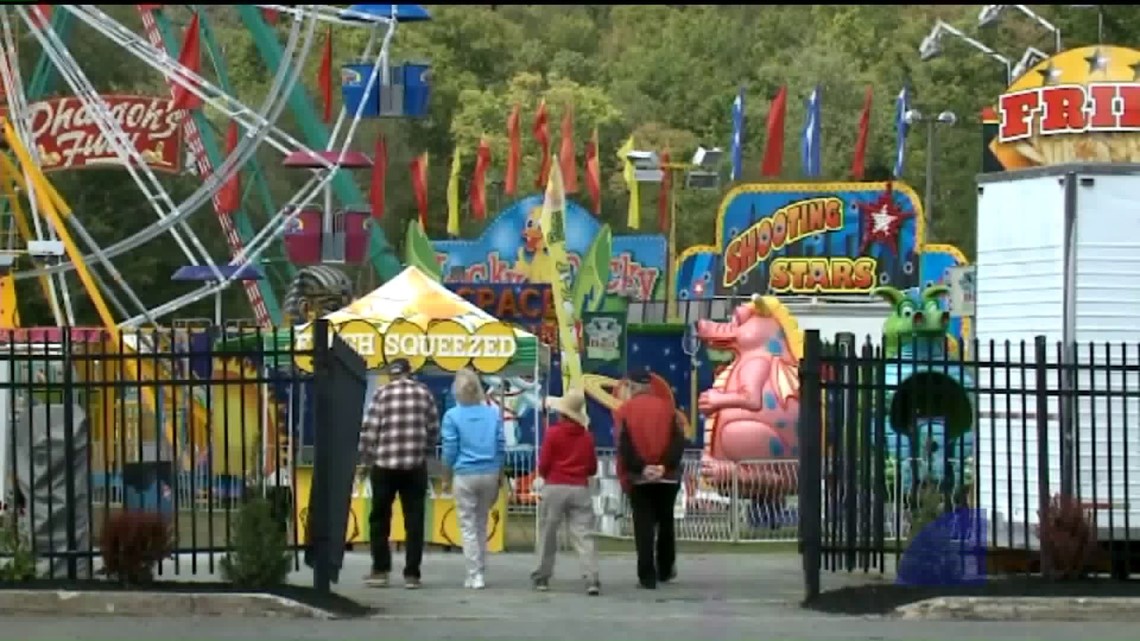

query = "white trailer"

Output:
[[975, 163, 1140, 548]]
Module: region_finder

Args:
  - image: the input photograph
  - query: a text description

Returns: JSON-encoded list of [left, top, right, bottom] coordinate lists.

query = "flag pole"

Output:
[[663, 162, 685, 322]]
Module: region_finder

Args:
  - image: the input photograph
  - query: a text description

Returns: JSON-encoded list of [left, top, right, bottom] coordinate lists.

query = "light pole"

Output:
[[920, 20, 1013, 85], [904, 109, 956, 265], [625, 146, 721, 322], [978, 5, 1062, 53]]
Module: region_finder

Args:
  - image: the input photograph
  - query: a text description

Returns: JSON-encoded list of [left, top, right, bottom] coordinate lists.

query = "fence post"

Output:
[[310, 320, 332, 594], [730, 464, 740, 543], [1033, 335, 1051, 576], [799, 329, 823, 602], [61, 331, 78, 581]]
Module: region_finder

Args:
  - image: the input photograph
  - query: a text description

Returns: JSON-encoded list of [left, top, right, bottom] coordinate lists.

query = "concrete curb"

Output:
[[895, 596, 1140, 621], [0, 590, 333, 619]]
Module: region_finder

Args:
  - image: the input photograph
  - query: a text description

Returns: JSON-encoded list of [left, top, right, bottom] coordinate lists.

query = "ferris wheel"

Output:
[[0, 4, 427, 332]]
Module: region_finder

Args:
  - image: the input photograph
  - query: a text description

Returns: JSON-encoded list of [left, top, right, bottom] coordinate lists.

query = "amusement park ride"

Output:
[[0, 5, 435, 514], [0, 4, 432, 334]]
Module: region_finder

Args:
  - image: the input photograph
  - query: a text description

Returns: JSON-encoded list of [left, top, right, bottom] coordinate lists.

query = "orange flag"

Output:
[[171, 12, 203, 111], [370, 135, 387, 219], [410, 152, 429, 229], [559, 105, 579, 193], [584, 128, 601, 215], [533, 100, 550, 190], [505, 104, 520, 197], [657, 150, 671, 233], [470, 137, 492, 220], [218, 122, 241, 214], [317, 26, 334, 123]]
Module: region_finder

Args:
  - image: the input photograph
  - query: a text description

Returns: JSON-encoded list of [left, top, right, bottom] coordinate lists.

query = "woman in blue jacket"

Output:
[[441, 367, 505, 589]]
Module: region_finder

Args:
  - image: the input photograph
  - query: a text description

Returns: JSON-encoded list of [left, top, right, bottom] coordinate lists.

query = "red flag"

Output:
[[170, 12, 203, 111], [584, 128, 601, 215], [370, 135, 387, 220], [505, 105, 521, 197], [657, 151, 671, 233], [218, 122, 241, 214], [410, 152, 429, 229], [261, 8, 280, 25], [470, 137, 493, 220], [31, 5, 52, 26], [317, 26, 334, 123], [559, 105, 579, 193], [760, 86, 787, 178], [852, 86, 874, 180], [533, 100, 551, 189]]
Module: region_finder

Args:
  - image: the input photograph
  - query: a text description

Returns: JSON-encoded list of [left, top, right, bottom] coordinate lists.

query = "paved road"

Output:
[[4, 552, 1136, 640]]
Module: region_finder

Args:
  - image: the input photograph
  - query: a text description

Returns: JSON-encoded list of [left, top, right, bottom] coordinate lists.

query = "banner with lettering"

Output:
[[432, 195, 667, 312], [673, 181, 925, 299], [2, 95, 184, 173]]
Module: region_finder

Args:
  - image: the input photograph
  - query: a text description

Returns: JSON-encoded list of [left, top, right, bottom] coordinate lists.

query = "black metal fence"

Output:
[[0, 323, 360, 586], [799, 330, 1140, 600]]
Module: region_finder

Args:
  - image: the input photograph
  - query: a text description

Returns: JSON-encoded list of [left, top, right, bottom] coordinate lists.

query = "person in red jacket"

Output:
[[530, 387, 600, 595], [614, 370, 685, 589]]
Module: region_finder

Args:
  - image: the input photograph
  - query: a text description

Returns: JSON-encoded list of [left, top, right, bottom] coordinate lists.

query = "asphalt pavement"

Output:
[[2, 551, 1137, 640]]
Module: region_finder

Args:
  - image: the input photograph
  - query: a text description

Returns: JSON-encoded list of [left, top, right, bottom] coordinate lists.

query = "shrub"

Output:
[[100, 511, 172, 585], [220, 496, 292, 589], [1037, 493, 1097, 581], [0, 515, 36, 582]]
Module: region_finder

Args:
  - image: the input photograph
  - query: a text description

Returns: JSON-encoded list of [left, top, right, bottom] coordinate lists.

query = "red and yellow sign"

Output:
[[991, 46, 1140, 169], [3, 95, 184, 173]]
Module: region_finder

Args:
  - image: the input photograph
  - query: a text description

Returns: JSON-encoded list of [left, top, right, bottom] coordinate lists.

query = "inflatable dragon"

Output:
[[871, 285, 974, 492], [695, 294, 802, 497]]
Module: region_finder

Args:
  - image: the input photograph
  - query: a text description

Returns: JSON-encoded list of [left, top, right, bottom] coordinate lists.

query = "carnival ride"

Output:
[[0, 5, 432, 506]]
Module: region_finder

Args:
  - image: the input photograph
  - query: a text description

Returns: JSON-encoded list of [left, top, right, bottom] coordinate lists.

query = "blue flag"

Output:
[[731, 86, 744, 181], [894, 85, 911, 178], [800, 85, 822, 177]]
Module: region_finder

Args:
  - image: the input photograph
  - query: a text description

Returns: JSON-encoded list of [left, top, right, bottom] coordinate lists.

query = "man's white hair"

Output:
[[452, 368, 485, 406]]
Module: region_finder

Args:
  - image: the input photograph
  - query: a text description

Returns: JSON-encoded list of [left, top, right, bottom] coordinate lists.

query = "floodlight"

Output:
[[691, 146, 723, 169]]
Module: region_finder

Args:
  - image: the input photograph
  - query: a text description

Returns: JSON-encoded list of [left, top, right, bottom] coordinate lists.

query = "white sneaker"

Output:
[[470, 573, 486, 590], [463, 576, 474, 588]]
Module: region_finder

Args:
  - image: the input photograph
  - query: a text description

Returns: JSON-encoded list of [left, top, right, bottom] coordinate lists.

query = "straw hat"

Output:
[[547, 388, 590, 427]]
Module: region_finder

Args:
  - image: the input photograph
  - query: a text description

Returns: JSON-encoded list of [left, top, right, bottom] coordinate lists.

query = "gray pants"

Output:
[[453, 473, 500, 578], [533, 484, 598, 582]]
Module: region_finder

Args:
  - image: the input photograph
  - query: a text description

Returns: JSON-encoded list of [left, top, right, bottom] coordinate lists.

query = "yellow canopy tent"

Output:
[[294, 266, 546, 375]]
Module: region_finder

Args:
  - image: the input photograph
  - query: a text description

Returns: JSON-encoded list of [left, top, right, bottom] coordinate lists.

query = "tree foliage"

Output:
[[8, 5, 1133, 323]]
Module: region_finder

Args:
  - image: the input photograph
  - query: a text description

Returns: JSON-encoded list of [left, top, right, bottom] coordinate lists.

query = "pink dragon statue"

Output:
[[696, 294, 802, 497]]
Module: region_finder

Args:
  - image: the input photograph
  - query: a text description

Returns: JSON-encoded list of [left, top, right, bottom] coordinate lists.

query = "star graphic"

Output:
[[1085, 48, 1110, 75], [856, 183, 914, 256], [1037, 61, 1062, 85]]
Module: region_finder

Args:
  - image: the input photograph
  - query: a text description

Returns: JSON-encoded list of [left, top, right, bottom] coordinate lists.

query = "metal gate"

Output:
[[306, 320, 368, 592]]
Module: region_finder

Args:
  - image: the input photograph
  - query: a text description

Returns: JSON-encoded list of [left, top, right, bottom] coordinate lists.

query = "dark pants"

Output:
[[628, 482, 679, 586], [369, 465, 427, 579]]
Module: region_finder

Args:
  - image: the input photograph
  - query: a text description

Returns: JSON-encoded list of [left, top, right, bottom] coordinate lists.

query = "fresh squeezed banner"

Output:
[[432, 195, 667, 304], [674, 182, 925, 299]]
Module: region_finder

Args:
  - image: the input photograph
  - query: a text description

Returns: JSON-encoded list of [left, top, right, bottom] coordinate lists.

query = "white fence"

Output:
[[505, 448, 801, 544]]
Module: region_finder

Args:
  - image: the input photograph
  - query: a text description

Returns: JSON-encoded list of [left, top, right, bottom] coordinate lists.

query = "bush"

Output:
[[220, 496, 292, 589], [0, 515, 35, 582], [100, 511, 172, 585], [1037, 493, 1097, 581]]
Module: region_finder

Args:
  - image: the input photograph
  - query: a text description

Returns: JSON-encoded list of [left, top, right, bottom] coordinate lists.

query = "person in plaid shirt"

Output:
[[359, 357, 439, 589]]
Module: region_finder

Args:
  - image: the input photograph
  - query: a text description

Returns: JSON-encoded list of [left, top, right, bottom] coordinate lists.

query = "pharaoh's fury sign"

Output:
[[4, 95, 184, 173]]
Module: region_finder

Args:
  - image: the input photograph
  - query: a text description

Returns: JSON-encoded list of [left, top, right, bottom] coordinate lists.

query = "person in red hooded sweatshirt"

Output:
[[614, 370, 685, 589], [530, 387, 601, 595]]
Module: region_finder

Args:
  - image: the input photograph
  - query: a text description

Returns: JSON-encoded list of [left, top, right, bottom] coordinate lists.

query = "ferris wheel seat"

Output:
[[341, 62, 432, 119], [283, 209, 371, 266], [284, 209, 325, 266]]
